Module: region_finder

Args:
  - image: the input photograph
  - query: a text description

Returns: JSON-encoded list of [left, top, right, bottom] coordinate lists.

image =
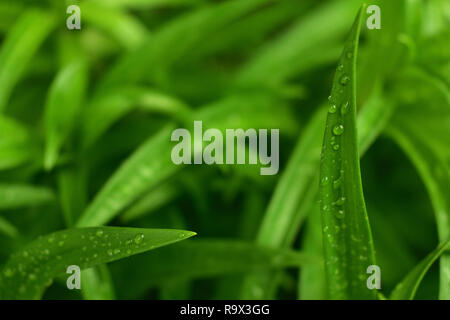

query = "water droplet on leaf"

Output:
[[134, 233, 144, 245], [339, 75, 350, 86], [333, 124, 344, 135], [340, 101, 349, 115]]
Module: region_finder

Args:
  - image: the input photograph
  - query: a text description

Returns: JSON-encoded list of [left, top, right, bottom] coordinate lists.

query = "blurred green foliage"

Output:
[[0, 0, 448, 299]]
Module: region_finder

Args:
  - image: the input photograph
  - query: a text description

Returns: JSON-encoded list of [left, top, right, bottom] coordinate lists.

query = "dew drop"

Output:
[[334, 197, 346, 206], [320, 176, 330, 186], [333, 124, 344, 135], [337, 64, 344, 72], [340, 101, 349, 115], [96, 230, 104, 237], [134, 233, 144, 245], [339, 75, 350, 86], [346, 51, 353, 59], [333, 177, 342, 189], [107, 249, 113, 256], [333, 144, 340, 151], [113, 249, 121, 255], [328, 104, 337, 113], [336, 210, 345, 219]]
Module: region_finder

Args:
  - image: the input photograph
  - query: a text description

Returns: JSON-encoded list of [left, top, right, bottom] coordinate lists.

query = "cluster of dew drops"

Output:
[[320, 51, 355, 235], [327, 51, 353, 151], [82, 229, 147, 259], [1, 229, 149, 295]]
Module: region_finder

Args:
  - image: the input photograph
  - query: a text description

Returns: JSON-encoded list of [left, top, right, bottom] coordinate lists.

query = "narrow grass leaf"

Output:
[[236, 0, 363, 87], [80, 2, 148, 50], [81, 86, 190, 149], [44, 61, 88, 170], [0, 227, 196, 299], [390, 241, 450, 300], [98, 0, 270, 91], [120, 182, 179, 222], [81, 265, 115, 300], [242, 87, 394, 298], [0, 116, 38, 170], [298, 205, 327, 299], [0, 184, 54, 210], [319, 5, 377, 299], [77, 125, 178, 227], [57, 166, 88, 227], [0, 9, 56, 111], [386, 94, 450, 299]]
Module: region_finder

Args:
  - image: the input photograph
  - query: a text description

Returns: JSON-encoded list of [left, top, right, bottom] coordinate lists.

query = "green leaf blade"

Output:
[[44, 60, 88, 170], [0, 227, 196, 299], [391, 241, 450, 300], [0, 116, 38, 170], [0, 9, 56, 112], [0, 184, 54, 210], [319, 5, 377, 300]]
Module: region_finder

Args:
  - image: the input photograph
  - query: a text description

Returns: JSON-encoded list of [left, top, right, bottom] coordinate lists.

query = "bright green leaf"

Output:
[[0, 9, 56, 112], [0, 227, 196, 299], [44, 61, 88, 170], [319, 5, 377, 299], [0, 184, 54, 210]]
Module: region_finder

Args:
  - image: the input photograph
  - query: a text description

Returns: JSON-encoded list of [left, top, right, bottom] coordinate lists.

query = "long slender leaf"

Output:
[[386, 84, 450, 299], [0, 9, 56, 111], [98, 0, 271, 91], [236, 0, 363, 87], [0, 184, 54, 210], [44, 61, 88, 170], [81, 86, 191, 149], [80, 2, 148, 50], [0, 227, 195, 299], [319, 5, 377, 299], [0, 116, 38, 170], [81, 265, 115, 300]]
